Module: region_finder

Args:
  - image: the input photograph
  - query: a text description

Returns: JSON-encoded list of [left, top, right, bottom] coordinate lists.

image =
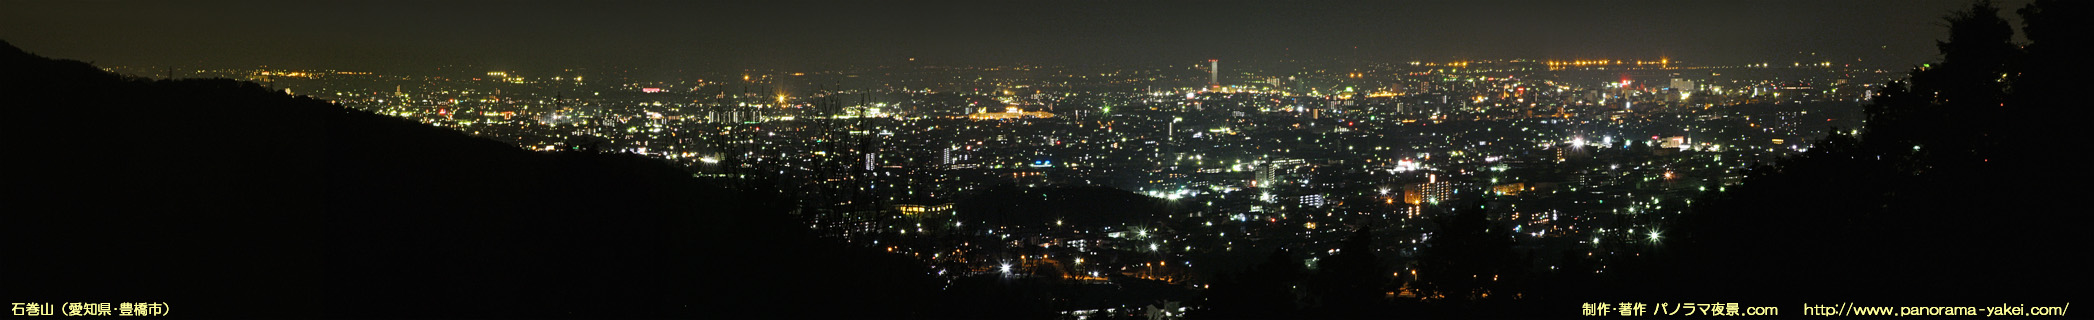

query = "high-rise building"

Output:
[[1256, 159, 1304, 188], [1404, 174, 1456, 205], [1208, 59, 1219, 89]]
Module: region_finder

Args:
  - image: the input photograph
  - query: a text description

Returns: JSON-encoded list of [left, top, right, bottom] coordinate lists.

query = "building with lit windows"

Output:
[[1404, 174, 1456, 205]]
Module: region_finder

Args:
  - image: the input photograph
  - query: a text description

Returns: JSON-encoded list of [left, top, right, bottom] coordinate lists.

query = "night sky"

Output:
[[1, 0, 2028, 72]]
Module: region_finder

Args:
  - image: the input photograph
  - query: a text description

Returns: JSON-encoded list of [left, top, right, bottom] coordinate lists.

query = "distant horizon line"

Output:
[[88, 55, 1923, 75]]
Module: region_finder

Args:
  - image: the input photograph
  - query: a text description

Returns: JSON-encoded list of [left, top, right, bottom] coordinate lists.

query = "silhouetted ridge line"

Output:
[[1653, 0, 2086, 305], [0, 40, 946, 319]]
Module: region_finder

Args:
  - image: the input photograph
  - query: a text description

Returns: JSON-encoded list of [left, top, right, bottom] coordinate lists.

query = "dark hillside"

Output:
[[0, 40, 938, 318]]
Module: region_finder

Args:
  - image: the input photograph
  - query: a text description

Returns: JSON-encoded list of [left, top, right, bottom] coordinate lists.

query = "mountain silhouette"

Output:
[[0, 40, 944, 318]]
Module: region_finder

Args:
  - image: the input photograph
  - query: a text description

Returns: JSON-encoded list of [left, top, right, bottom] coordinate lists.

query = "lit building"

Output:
[[1404, 174, 1455, 205], [1255, 159, 1304, 188], [1658, 136, 1687, 150], [1299, 194, 1325, 208], [1492, 183, 1527, 196]]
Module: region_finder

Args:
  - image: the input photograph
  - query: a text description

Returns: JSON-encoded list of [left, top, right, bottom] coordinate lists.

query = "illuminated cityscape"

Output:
[[4, 0, 2082, 318]]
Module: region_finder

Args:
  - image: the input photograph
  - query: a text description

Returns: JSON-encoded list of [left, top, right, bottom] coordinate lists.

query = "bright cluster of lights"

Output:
[[1145, 189, 1192, 200], [1392, 159, 1420, 172], [1545, 58, 1669, 69]]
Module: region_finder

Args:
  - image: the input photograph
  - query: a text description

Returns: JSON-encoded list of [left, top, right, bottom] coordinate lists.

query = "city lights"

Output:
[[12, 1, 2057, 316]]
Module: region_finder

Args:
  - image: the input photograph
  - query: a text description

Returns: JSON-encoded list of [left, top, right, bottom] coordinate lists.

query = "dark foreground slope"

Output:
[[1644, 1, 2089, 306], [0, 41, 936, 318]]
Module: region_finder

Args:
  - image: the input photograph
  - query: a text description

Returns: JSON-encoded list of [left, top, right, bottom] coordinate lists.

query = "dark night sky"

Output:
[[0, 0, 2030, 73]]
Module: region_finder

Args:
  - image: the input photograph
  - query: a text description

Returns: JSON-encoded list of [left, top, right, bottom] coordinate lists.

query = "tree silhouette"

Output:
[[1668, 0, 2088, 303], [1413, 199, 1519, 302], [1303, 227, 1388, 318], [1192, 248, 1303, 320]]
